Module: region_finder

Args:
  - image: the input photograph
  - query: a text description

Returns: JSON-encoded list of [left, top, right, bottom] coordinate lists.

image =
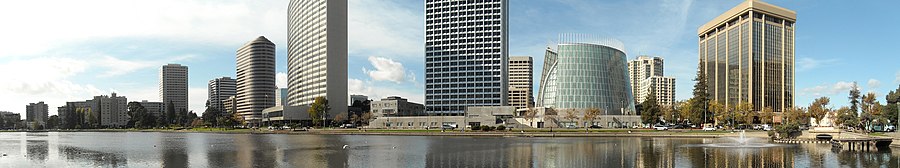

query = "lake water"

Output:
[[0, 132, 897, 167]]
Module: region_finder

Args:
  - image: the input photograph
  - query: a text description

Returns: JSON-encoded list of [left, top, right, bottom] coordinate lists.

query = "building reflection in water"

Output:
[[58, 145, 128, 166], [26, 140, 48, 162]]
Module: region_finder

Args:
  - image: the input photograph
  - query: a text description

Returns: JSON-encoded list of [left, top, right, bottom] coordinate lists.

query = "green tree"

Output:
[[690, 63, 711, 124], [709, 101, 727, 126], [808, 97, 831, 126], [202, 107, 222, 127], [733, 102, 755, 126], [164, 101, 175, 126], [661, 104, 677, 124], [783, 106, 807, 125], [47, 115, 60, 129], [640, 90, 661, 125], [833, 106, 856, 129], [308, 97, 330, 127], [127, 102, 151, 128], [849, 82, 861, 114], [759, 106, 775, 125], [678, 99, 698, 125]]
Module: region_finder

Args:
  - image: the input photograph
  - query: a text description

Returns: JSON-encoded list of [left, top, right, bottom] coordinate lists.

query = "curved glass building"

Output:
[[538, 35, 635, 115]]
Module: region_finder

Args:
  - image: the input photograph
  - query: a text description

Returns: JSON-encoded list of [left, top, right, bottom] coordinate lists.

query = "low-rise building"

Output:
[[261, 105, 310, 126], [371, 96, 425, 117], [369, 106, 516, 129], [136, 100, 165, 117]]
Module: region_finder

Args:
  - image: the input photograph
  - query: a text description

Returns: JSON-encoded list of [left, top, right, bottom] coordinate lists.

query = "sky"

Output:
[[1, 0, 899, 116]]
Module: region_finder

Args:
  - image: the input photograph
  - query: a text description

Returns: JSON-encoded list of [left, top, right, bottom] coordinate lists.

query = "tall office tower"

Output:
[[636, 76, 676, 106], [507, 56, 533, 111], [275, 88, 288, 106], [160, 64, 189, 113], [425, 0, 509, 115], [698, 0, 795, 112], [236, 36, 277, 124], [287, 0, 348, 117], [208, 77, 237, 111], [26, 101, 48, 125], [537, 35, 635, 115], [92, 93, 128, 127]]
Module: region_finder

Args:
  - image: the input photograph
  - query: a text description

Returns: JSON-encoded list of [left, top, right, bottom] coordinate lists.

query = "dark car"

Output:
[[589, 125, 602, 129]]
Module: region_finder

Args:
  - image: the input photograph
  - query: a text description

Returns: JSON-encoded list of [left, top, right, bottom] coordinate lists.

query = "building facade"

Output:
[[208, 77, 237, 112], [371, 96, 425, 117], [136, 100, 165, 117], [425, 0, 509, 115], [236, 36, 277, 124], [636, 76, 676, 106], [698, 0, 795, 112], [287, 0, 348, 118], [26, 101, 48, 126], [350, 95, 368, 105], [223, 96, 237, 115], [275, 88, 288, 107], [537, 35, 635, 115], [160, 64, 189, 113], [507, 56, 533, 112], [93, 93, 128, 127]]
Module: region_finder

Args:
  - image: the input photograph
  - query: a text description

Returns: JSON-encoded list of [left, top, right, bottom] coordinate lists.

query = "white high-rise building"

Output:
[[236, 36, 277, 124], [507, 56, 532, 111], [636, 76, 676, 106], [92, 93, 128, 127], [425, 0, 509, 115], [287, 0, 348, 117], [160, 64, 188, 113], [209, 77, 237, 111], [275, 88, 288, 107]]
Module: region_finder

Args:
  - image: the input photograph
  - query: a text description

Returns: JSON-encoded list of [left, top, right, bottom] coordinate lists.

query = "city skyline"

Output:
[[1, 0, 899, 115]]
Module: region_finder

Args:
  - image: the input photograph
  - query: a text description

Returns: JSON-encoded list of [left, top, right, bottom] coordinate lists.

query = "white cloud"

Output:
[[187, 87, 208, 113], [797, 57, 839, 71], [276, 72, 287, 89], [0, 57, 106, 114], [0, 0, 289, 58], [348, 78, 424, 104], [347, 0, 423, 58], [363, 56, 408, 83], [867, 79, 881, 89], [801, 81, 857, 98]]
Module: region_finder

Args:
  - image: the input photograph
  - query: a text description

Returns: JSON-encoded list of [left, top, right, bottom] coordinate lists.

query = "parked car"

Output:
[[653, 125, 669, 131], [589, 125, 602, 129], [442, 124, 457, 130], [340, 124, 356, 128], [702, 126, 717, 131], [565, 125, 577, 129]]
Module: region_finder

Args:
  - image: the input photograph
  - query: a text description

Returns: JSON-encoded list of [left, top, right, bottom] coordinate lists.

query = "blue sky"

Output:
[[1, 0, 898, 115]]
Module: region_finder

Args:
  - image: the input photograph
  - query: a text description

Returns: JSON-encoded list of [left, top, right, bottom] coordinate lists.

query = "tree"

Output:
[[127, 102, 151, 128], [808, 97, 831, 127], [833, 106, 856, 129], [759, 106, 776, 125], [350, 114, 360, 126], [678, 99, 698, 125], [640, 90, 661, 125], [849, 82, 861, 114], [733, 102, 755, 126], [308, 97, 330, 127], [334, 112, 348, 125], [783, 106, 807, 125], [202, 107, 222, 127], [661, 104, 677, 124], [690, 63, 711, 124], [583, 108, 602, 130], [360, 112, 374, 126], [564, 109, 578, 123], [164, 101, 175, 126], [709, 101, 727, 126], [47, 115, 60, 129]]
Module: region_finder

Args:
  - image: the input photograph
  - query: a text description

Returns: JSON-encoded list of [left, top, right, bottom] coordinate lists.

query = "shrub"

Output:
[[496, 125, 506, 131], [775, 122, 802, 139], [471, 125, 481, 131]]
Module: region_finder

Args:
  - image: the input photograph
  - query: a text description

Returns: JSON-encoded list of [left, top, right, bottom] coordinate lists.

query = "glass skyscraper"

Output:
[[538, 34, 635, 115], [698, 0, 795, 112], [424, 0, 508, 115]]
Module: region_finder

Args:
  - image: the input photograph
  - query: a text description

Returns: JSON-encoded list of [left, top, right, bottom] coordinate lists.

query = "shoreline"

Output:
[[2, 128, 771, 138]]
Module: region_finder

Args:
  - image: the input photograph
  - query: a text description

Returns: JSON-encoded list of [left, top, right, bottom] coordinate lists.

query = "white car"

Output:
[[653, 125, 669, 131], [702, 127, 717, 131]]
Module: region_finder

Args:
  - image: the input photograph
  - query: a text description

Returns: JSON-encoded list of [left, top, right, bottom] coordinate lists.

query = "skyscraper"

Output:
[[507, 56, 533, 111], [92, 93, 128, 127], [287, 0, 348, 116], [160, 64, 188, 113], [208, 77, 237, 111], [275, 88, 288, 107], [26, 101, 48, 126], [425, 0, 508, 115], [628, 56, 676, 106], [537, 35, 635, 115], [698, 0, 795, 112], [236, 36, 277, 124]]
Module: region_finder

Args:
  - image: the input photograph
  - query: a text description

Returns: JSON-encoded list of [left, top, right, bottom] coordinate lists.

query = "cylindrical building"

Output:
[[236, 36, 277, 124], [538, 35, 635, 115]]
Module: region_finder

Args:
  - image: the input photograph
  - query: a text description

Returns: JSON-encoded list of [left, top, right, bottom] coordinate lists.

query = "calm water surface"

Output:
[[0, 132, 897, 167]]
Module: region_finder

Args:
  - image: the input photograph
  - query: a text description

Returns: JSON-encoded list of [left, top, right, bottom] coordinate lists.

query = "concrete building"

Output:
[[223, 96, 237, 115], [136, 100, 165, 117], [370, 106, 515, 129], [92, 93, 128, 127], [424, 0, 509, 115], [287, 0, 348, 119], [160, 64, 189, 113], [537, 35, 635, 115], [276, 88, 288, 107], [0, 111, 21, 128], [208, 77, 237, 111], [26, 101, 49, 126], [58, 101, 91, 128], [236, 36, 277, 124], [698, 0, 795, 112], [508, 56, 533, 112], [628, 56, 676, 106], [371, 96, 425, 117], [261, 106, 309, 126], [636, 76, 676, 106]]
